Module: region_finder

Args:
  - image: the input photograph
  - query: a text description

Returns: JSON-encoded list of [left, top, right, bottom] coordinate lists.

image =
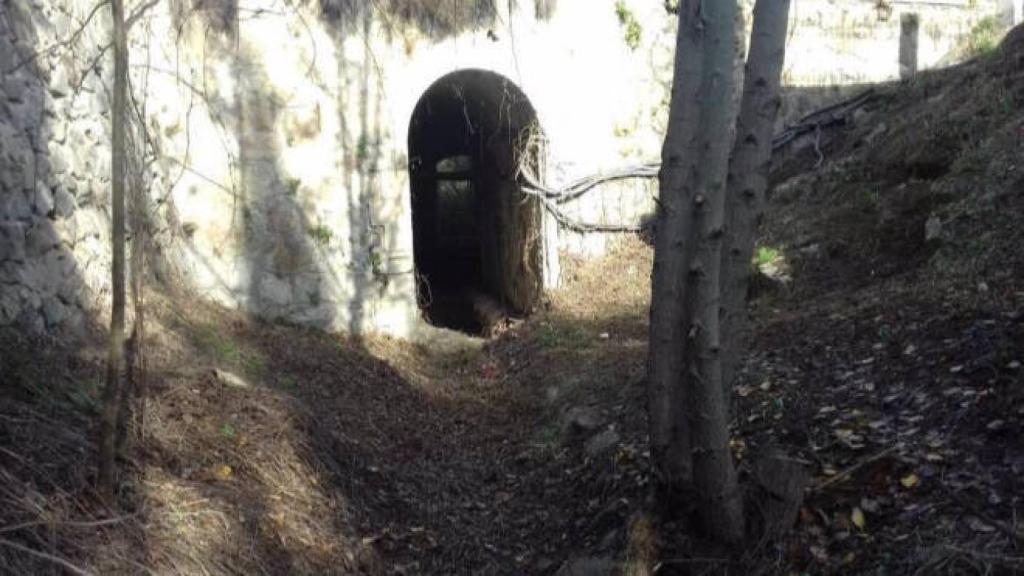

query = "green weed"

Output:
[[193, 324, 266, 375], [614, 1, 642, 50], [538, 322, 586, 349], [755, 246, 782, 267], [965, 16, 1006, 57], [307, 224, 333, 246]]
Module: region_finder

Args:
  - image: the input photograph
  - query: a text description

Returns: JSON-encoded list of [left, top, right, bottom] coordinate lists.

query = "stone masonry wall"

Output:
[[1, 0, 115, 333]]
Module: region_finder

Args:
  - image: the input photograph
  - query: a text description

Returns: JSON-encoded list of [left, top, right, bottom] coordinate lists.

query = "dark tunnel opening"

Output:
[[408, 70, 543, 334]]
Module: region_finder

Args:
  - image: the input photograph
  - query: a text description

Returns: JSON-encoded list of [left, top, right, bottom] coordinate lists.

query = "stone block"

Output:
[[3, 77, 27, 103], [48, 66, 70, 98], [48, 144, 69, 174], [33, 181, 54, 216], [8, 99, 43, 133], [53, 186, 74, 218], [0, 121, 22, 156], [24, 222, 60, 257], [15, 307, 45, 335], [14, 149, 34, 190], [17, 251, 71, 295], [0, 220, 26, 261], [41, 296, 66, 326], [0, 189, 32, 219], [258, 274, 292, 307], [0, 287, 21, 323], [0, 37, 15, 72], [57, 273, 84, 304]]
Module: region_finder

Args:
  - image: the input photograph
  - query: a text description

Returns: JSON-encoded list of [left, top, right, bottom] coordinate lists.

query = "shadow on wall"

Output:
[[234, 45, 339, 331], [168, 0, 412, 336], [171, 2, 348, 334], [328, 6, 383, 336]]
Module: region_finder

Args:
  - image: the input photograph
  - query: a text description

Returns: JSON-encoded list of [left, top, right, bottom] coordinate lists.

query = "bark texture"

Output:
[[648, 0, 745, 542], [97, 0, 128, 500], [648, 0, 708, 493], [682, 0, 744, 544], [721, 0, 791, 410]]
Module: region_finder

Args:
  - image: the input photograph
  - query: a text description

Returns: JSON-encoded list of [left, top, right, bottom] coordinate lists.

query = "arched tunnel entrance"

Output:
[[408, 70, 544, 333]]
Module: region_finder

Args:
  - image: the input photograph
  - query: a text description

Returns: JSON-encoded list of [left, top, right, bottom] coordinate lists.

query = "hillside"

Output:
[[1, 25, 1022, 576]]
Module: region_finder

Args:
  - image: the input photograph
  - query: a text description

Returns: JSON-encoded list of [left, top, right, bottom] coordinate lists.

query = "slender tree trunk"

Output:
[[648, 0, 708, 494], [127, 170, 146, 445], [648, 2, 744, 543], [97, 0, 128, 501], [681, 0, 744, 544], [720, 0, 791, 409]]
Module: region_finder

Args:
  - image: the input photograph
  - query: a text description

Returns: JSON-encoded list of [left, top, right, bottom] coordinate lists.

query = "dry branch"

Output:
[[516, 88, 876, 235], [0, 538, 96, 576], [810, 446, 897, 493], [771, 88, 877, 151]]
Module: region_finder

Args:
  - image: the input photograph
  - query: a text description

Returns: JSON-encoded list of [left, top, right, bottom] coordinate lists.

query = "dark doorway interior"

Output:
[[408, 70, 543, 333]]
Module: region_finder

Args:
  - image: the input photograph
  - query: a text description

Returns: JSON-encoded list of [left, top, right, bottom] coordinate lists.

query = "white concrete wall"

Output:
[[1000, 0, 1023, 25]]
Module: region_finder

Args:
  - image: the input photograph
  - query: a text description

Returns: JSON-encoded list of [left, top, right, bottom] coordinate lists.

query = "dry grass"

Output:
[[0, 294, 375, 575], [548, 237, 652, 338]]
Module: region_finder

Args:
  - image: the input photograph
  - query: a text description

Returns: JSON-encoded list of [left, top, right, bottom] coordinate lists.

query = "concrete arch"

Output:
[[406, 69, 547, 333]]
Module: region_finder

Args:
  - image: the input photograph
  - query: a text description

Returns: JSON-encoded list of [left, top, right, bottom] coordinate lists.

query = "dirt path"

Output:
[[227, 305, 650, 574]]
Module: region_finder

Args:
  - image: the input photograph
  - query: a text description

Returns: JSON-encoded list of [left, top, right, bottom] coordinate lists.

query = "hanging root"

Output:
[[513, 121, 656, 234]]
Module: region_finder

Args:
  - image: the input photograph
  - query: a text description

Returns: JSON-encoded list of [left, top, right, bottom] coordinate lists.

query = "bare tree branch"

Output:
[[126, 0, 161, 30], [0, 538, 96, 576]]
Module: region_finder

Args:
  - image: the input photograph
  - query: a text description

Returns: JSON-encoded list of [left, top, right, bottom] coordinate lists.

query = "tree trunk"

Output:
[[648, 0, 709, 495], [97, 0, 128, 501], [682, 0, 744, 544], [720, 0, 791, 411], [648, 0, 744, 542]]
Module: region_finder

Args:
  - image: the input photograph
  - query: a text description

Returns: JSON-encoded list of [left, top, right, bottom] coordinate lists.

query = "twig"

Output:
[[0, 514, 133, 535], [0, 538, 96, 576], [810, 446, 897, 493], [531, 193, 650, 234], [125, 0, 161, 30], [69, 42, 113, 99]]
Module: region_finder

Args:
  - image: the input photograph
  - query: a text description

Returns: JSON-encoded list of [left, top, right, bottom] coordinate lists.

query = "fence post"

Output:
[[899, 13, 919, 80]]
